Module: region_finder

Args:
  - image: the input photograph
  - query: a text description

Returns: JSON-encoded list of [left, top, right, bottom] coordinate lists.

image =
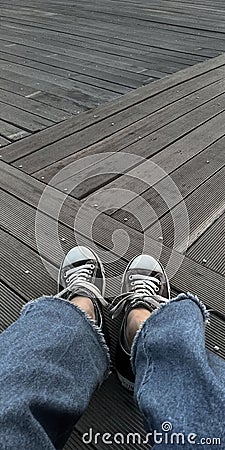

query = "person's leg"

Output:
[[111, 255, 225, 448], [131, 293, 225, 448], [0, 246, 110, 450], [0, 296, 110, 450]]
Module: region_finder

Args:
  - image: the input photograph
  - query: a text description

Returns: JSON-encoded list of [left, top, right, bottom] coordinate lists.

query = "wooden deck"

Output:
[[1, 50, 225, 449], [2, 0, 225, 144], [1, 1, 225, 449]]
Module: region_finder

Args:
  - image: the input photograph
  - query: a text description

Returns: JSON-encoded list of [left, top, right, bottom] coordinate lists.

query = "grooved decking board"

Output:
[[9, 72, 225, 175], [2, 0, 225, 143], [187, 213, 225, 275], [0, 119, 30, 141], [36, 88, 225, 198], [146, 166, 225, 252], [1, 161, 225, 321], [0, 76, 86, 114], [1, 53, 225, 159], [0, 32, 189, 76], [32, 75, 225, 183], [110, 138, 225, 230], [0, 62, 121, 102], [0, 100, 54, 132], [0, 227, 57, 301], [0, 34, 196, 75], [0, 45, 145, 88], [0, 23, 207, 67], [0, 64, 221, 164], [0, 281, 26, 332], [2, 67, 92, 109], [0, 48, 224, 153], [0, 135, 11, 147], [0, 88, 71, 123]]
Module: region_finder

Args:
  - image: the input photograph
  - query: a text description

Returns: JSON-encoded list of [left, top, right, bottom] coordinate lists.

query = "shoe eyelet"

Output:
[[129, 275, 133, 280], [90, 264, 95, 269]]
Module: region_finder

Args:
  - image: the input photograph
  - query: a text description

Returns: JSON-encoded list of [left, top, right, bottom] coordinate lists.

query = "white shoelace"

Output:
[[129, 274, 160, 296], [56, 263, 107, 306], [111, 274, 168, 319]]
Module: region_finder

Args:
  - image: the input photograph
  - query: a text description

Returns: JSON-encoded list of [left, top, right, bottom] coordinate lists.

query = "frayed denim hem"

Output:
[[130, 292, 210, 374], [21, 296, 111, 382]]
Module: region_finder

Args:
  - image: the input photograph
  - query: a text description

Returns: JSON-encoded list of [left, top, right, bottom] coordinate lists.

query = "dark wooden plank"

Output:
[[0, 28, 205, 70], [0, 63, 120, 104], [40, 87, 225, 197], [0, 68, 101, 110], [0, 87, 70, 123], [0, 76, 84, 114], [0, 119, 30, 141], [1, 55, 225, 163], [0, 60, 122, 101], [11, 72, 225, 174], [0, 29, 192, 74], [0, 75, 36, 97], [2, 5, 225, 57], [0, 50, 132, 95], [0, 100, 54, 132], [110, 137, 225, 227], [151, 109, 225, 172], [187, 213, 225, 275], [0, 42, 147, 88], [0, 227, 57, 300], [1, 16, 208, 64], [0, 136, 11, 147], [0, 281, 26, 332], [146, 166, 225, 252]]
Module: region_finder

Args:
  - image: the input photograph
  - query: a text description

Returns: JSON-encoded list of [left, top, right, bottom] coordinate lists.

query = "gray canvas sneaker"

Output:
[[110, 254, 170, 390]]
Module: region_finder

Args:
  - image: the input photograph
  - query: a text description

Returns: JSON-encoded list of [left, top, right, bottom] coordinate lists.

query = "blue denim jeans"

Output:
[[0, 294, 224, 449]]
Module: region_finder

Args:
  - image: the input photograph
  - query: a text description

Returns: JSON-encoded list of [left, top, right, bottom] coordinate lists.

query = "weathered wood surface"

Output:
[[2, 0, 225, 142], [1, 8, 225, 447]]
